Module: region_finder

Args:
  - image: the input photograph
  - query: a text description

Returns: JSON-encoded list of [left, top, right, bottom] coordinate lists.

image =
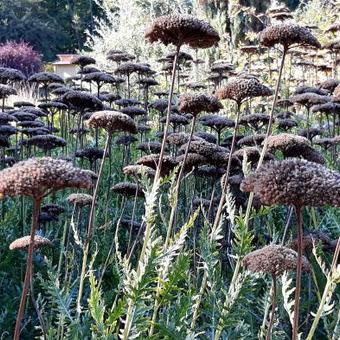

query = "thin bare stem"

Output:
[[14, 198, 41, 340], [292, 205, 303, 340], [153, 45, 180, 183], [211, 103, 241, 237], [164, 114, 197, 249], [76, 132, 111, 315]]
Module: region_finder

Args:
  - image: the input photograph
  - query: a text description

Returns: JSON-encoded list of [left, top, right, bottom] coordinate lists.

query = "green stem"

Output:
[[266, 276, 277, 340], [307, 237, 340, 340]]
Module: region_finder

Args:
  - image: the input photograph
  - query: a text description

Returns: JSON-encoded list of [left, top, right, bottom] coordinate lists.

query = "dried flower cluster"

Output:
[[243, 245, 310, 276], [0, 157, 96, 199], [241, 158, 340, 207]]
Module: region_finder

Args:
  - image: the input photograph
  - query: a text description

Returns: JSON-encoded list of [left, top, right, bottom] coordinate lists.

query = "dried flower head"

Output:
[[176, 153, 208, 171], [0, 84, 17, 98], [88, 110, 137, 134], [194, 131, 217, 144], [61, 91, 103, 111], [28, 72, 63, 84], [0, 67, 26, 84], [200, 115, 235, 131], [276, 118, 297, 131], [195, 165, 226, 178], [233, 147, 273, 166], [287, 232, 333, 254], [160, 113, 189, 126], [319, 78, 340, 92], [72, 55, 96, 67], [258, 23, 321, 49], [67, 193, 93, 207], [123, 164, 155, 178], [75, 147, 106, 162], [216, 76, 272, 104], [238, 134, 266, 147], [116, 135, 138, 146], [121, 106, 147, 117], [239, 113, 270, 130], [241, 158, 340, 207], [0, 125, 17, 136], [264, 133, 324, 164], [137, 153, 178, 176], [137, 141, 163, 154], [145, 14, 220, 48], [111, 182, 144, 198], [291, 93, 330, 108], [314, 137, 340, 149], [333, 84, 340, 102], [22, 134, 66, 151], [166, 132, 201, 146], [178, 93, 222, 116], [41, 203, 65, 216], [9, 235, 52, 251], [243, 245, 310, 276], [0, 157, 96, 199]]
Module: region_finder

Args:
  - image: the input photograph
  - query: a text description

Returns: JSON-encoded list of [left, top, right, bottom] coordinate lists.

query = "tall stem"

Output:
[[149, 115, 197, 337], [14, 198, 41, 340], [211, 103, 241, 235], [292, 205, 303, 340], [76, 132, 111, 315], [307, 237, 340, 340], [154, 45, 180, 183], [266, 276, 277, 340], [164, 114, 196, 249]]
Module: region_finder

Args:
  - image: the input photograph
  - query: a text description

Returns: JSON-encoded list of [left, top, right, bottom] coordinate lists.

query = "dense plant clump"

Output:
[[0, 41, 42, 77], [0, 2, 339, 340]]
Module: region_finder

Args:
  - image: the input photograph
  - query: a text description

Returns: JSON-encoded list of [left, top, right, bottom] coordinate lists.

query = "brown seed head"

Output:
[[145, 14, 220, 48], [216, 76, 272, 104], [67, 193, 93, 207], [88, 110, 137, 134], [9, 235, 52, 251], [241, 158, 340, 207], [265, 133, 325, 164], [111, 182, 144, 198], [0, 157, 96, 199], [243, 244, 311, 276], [258, 23, 321, 49], [123, 164, 155, 179], [178, 93, 222, 116]]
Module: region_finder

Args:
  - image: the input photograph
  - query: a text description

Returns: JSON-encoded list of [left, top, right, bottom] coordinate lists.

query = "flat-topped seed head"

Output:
[[243, 244, 311, 276], [88, 110, 137, 134], [145, 14, 220, 48], [0, 157, 96, 199], [258, 23, 321, 49], [241, 158, 340, 207]]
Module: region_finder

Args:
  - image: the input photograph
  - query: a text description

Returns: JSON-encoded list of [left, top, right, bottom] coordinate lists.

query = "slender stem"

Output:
[[164, 114, 196, 249], [149, 114, 197, 337], [266, 276, 277, 340], [14, 198, 41, 340], [127, 188, 139, 255], [211, 103, 241, 237], [154, 45, 180, 183], [30, 277, 47, 340], [123, 45, 180, 340], [76, 132, 111, 315], [292, 205, 303, 340], [243, 47, 288, 231], [307, 237, 340, 340]]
